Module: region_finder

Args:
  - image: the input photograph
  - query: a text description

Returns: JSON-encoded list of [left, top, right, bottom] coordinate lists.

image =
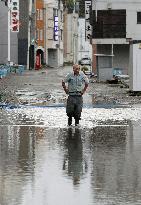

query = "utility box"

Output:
[[129, 41, 141, 91], [95, 54, 114, 82]]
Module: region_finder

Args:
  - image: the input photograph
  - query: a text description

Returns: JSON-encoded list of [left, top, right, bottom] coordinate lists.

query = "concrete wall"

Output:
[[0, 2, 18, 64], [78, 18, 92, 61], [18, 0, 29, 65], [63, 13, 79, 64], [129, 43, 141, 91]]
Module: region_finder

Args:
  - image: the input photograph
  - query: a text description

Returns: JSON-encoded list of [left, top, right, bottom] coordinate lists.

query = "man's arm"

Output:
[[81, 74, 89, 95], [62, 80, 68, 94], [81, 83, 88, 95]]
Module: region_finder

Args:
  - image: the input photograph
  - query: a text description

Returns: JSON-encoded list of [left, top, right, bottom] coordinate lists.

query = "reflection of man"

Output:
[[62, 64, 89, 126], [63, 128, 88, 186]]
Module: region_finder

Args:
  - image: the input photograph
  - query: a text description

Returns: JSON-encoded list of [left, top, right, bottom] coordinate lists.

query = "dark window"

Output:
[[137, 12, 141, 24], [60, 29, 63, 40], [92, 10, 126, 38], [53, 8, 58, 17]]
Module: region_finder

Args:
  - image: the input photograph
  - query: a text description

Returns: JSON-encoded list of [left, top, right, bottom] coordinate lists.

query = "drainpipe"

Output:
[[111, 44, 113, 69], [27, 0, 32, 70]]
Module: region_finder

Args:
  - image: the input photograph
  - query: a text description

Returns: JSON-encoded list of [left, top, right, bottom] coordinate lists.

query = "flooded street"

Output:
[[1, 0, 141, 203], [1, 67, 141, 205], [1, 105, 141, 205]]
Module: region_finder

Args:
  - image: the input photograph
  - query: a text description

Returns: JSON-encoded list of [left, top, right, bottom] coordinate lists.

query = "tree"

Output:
[[77, 0, 85, 17], [66, 0, 74, 13]]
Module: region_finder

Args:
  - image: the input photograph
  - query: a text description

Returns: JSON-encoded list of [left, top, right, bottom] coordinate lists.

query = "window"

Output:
[[60, 29, 63, 40], [36, 29, 39, 40], [40, 30, 43, 41], [36, 9, 39, 20], [137, 12, 141, 24], [53, 8, 58, 17], [92, 10, 126, 38], [36, 9, 43, 20], [40, 9, 43, 20]]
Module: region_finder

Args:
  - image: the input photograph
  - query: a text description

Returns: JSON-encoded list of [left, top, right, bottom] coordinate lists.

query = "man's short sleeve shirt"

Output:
[[64, 71, 89, 93]]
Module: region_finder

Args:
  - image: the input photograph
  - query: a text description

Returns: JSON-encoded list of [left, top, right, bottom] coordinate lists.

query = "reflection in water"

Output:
[[1, 122, 141, 204], [89, 125, 141, 204], [61, 128, 88, 186], [18, 126, 35, 172], [0, 126, 37, 205]]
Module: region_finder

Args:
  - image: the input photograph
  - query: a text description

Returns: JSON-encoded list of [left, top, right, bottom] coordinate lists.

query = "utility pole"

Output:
[[8, 0, 11, 64], [27, 0, 32, 70]]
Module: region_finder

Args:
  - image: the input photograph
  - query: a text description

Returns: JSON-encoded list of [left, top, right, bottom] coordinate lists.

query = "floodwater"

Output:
[[1, 104, 141, 205]]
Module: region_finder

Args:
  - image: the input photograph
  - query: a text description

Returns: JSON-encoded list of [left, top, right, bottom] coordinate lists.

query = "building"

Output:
[[0, 1, 30, 66], [44, 0, 64, 68], [0, 1, 18, 64], [63, 11, 78, 64], [35, 0, 45, 69], [18, 0, 29, 66], [91, 0, 141, 75]]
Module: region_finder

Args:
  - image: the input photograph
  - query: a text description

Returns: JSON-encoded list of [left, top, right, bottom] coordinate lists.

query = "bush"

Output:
[[81, 66, 89, 73]]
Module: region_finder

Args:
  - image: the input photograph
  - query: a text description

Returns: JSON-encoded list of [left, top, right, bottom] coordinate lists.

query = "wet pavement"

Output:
[[0, 66, 141, 205]]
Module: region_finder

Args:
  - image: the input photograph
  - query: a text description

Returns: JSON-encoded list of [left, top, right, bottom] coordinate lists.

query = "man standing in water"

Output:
[[62, 64, 89, 126]]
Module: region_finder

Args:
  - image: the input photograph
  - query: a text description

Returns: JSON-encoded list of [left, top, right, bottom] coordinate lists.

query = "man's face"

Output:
[[73, 65, 80, 75]]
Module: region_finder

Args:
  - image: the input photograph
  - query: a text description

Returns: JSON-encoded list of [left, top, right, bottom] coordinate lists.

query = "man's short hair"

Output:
[[73, 64, 80, 69]]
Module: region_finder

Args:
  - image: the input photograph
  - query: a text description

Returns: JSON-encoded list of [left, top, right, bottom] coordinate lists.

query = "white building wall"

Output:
[[129, 43, 141, 91], [65, 13, 79, 64], [78, 18, 92, 61], [44, 0, 63, 67]]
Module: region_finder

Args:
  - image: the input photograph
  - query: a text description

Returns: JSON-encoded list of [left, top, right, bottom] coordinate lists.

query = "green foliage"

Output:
[[78, 0, 85, 17], [81, 66, 89, 72], [62, 0, 85, 16], [66, 0, 74, 13]]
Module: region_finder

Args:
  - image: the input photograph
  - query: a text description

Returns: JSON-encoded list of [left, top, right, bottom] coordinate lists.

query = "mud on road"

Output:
[[0, 66, 141, 106]]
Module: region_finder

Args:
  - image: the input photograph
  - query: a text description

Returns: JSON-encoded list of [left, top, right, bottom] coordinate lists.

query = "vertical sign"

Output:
[[85, 1, 92, 42], [93, 0, 97, 21], [54, 16, 58, 41], [11, 0, 19, 32]]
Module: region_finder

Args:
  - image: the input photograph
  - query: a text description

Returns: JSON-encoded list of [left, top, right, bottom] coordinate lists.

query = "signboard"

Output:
[[85, 1, 92, 41], [54, 16, 58, 41], [10, 0, 19, 32], [85, 1, 92, 42], [93, 0, 97, 21]]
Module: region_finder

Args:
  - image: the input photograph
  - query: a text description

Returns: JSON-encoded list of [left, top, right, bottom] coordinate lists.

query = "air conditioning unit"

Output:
[[107, 2, 112, 10], [56, 44, 59, 48]]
